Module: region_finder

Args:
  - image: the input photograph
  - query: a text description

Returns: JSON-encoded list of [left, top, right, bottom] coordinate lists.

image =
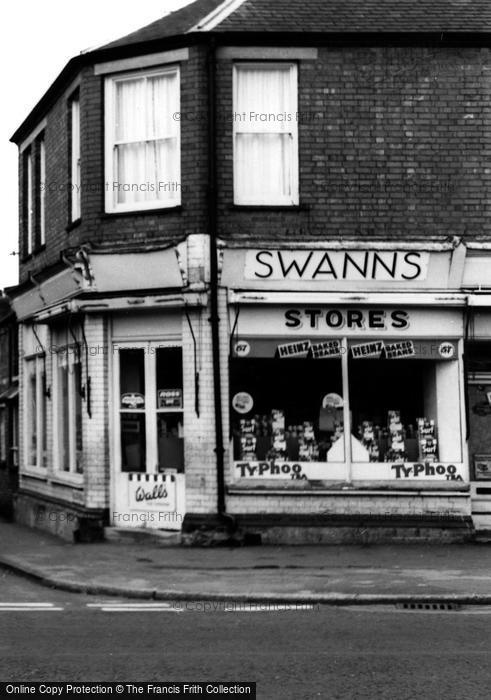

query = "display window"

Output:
[[229, 335, 464, 482], [231, 355, 345, 468], [348, 352, 462, 467]]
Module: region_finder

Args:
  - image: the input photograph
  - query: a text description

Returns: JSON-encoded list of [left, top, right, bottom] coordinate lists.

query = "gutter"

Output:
[[207, 36, 228, 523]]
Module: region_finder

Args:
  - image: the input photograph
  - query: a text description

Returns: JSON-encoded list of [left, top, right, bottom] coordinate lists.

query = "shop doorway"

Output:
[[112, 342, 185, 530]]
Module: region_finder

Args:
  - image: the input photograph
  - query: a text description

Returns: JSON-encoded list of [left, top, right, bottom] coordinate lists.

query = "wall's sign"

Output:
[[126, 474, 176, 510], [245, 250, 430, 281]]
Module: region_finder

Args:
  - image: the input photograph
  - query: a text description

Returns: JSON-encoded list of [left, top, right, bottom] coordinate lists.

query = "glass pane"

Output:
[[58, 356, 69, 471], [235, 66, 291, 122], [157, 413, 184, 472], [230, 357, 344, 464], [236, 133, 291, 201], [349, 358, 461, 463], [115, 77, 146, 141], [74, 362, 83, 474], [120, 349, 145, 409], [0, 408, 6, 462], [26, 360, 37, 465], [41, 372, 47, 468], [116, 143, 147, 203], [156, 347, 183, 408], [121, 412, 146, 473]]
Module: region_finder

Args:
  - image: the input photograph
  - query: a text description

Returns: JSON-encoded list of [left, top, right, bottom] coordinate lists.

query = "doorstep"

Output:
[[104, 527, 181, 546]]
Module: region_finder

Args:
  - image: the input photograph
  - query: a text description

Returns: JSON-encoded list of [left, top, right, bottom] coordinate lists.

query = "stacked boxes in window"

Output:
[[360, 421, 380, 462], [269, 409, 287, 460], [417, 418, 438, 461], [298, 421, 319, 462], [385, 410, 407, 463], [239, 418, 257, 460]]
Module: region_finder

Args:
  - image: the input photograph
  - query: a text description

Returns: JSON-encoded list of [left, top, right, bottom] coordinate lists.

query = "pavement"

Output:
[[1, 520, 491, 604]]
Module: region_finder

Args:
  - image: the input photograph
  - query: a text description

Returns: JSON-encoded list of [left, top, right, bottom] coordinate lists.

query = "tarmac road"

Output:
[[1, 569, 491, 699]]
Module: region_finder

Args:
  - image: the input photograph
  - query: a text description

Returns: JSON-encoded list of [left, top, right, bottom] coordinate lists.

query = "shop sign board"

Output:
[[222, 249, 453, 291], [351, 341, 385, 359], [311, 340, 343, 358], [126, 473, 177, 511], [245, 250, 430, 281], [384, 340, 415, 359], [230, 306, 464, 339], [233, 337, 458, 360], [234, 460, 465, 481]]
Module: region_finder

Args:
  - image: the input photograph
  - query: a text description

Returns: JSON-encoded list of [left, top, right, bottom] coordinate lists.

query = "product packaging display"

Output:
[[355, 411, 439, 463], [417, 418, 438, 461]]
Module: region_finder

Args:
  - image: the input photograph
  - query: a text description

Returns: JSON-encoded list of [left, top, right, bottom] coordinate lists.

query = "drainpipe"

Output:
[[207, 36, 227, 521]]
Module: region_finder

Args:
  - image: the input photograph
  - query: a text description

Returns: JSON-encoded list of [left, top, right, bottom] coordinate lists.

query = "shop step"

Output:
[[104, 527, 181, 546]]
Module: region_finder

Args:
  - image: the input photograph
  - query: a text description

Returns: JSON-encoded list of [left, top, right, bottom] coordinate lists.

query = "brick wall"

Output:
[[19, 43, 491, 287], [18, 45, 210, 284], [215, 45, 491, 244]]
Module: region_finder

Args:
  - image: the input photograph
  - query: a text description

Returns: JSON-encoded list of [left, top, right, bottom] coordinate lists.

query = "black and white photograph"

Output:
[[1, 0, 491, 697]]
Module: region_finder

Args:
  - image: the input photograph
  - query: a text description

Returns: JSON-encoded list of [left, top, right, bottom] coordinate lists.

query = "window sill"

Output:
[[50, 473, 84, 489], [66, 218, 81, 233], [21, 245, 46, 263], [21, 468, 48, 481], [230, 204, 308, 212], [102, 205, 182, 219]]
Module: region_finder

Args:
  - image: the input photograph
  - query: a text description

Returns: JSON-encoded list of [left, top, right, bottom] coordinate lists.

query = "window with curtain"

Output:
[[24, 149, 34, 254], [233, 63, 299, 206], [39, 135, 46, 246], [105, 66, 181, 212]]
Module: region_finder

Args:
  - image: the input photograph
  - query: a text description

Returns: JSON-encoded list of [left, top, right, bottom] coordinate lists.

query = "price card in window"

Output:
[[157, 389, 183, 409]]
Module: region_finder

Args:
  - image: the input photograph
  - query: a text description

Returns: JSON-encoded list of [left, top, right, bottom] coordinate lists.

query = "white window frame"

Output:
[[104, 66, 181, 213], [70, 96, 81, 221], [39, 136, 46, 245], [113, 341, 184, 474], [53, 345, 83, 477], [0, 406, 6, 463], [23, 354, 47, 472], [233, 62, 299, 206], [26, 150, 33, 255]]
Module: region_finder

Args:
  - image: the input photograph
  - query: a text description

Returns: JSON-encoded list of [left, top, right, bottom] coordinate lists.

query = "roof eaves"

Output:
[[9, 33, 207, 145]]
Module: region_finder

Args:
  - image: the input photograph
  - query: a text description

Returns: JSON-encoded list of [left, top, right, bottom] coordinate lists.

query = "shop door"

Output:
[[113, 342, 185, 530]]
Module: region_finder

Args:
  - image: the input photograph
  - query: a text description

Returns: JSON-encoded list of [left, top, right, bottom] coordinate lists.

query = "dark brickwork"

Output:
[[19, 45, 210, 284], [17, 43, 491, 283], [215, 45, 491, 245]]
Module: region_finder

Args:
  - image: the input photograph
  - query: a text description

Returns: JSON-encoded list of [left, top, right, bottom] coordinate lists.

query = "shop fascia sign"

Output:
[[235, 460, 464, 481], [245, 250, 430, 282]]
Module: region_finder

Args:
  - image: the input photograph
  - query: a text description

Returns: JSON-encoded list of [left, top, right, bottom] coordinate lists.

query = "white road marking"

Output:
[[0, 604, 64, 611], [87, 603, 181, 612], [0, 602, 57, 607]]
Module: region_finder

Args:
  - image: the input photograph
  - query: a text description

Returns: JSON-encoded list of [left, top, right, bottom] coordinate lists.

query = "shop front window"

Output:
[[230, 335, 464, 483], [54, 344, 83, 475], [230, 344, 345, 479], [348, 341, 462, 472], [24, 355, 48, 469]]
